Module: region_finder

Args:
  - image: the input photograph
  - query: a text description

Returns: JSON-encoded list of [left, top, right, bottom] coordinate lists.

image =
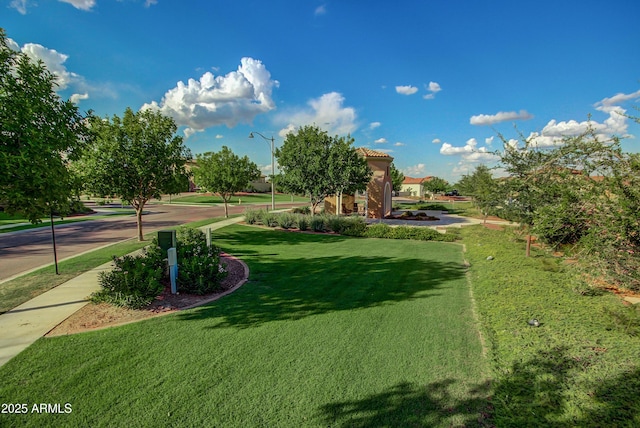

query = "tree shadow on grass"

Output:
[[177, 253, 466, 329], [318, 379, 493, 427], [488, 346, 640, 426]]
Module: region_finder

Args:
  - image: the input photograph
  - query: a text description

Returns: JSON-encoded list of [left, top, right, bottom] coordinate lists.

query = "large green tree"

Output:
[[78, 107, 191, 241], [0, 29, 90, 222], [275, 125, 371, 214], [423, 176, 449, 196], [456, 165, 499, 222], [193, 146, 261, 218], [0, 29, 91, 273]]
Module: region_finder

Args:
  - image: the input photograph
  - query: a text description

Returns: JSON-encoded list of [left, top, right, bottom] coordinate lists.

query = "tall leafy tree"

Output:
[[456, 165, 499, 222], [275, 125, 371, 214], [78, 107, 191, 241], [389, 163, 404, 192], [0, 29, 90, 221], [423, 177, 449, 195], [193, 146, 261, 218], [0, 29, 91, 273]]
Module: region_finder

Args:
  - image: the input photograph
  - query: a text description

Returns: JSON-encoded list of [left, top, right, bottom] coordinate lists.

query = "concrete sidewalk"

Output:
[[0, 216, 245, 368]]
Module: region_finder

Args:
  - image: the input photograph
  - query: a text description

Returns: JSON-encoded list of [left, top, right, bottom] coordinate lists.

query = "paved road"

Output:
[[0, 201, 293, 282]]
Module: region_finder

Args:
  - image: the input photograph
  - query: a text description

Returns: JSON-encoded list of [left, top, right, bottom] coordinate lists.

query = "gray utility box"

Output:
[[157, 230, 177, 258]]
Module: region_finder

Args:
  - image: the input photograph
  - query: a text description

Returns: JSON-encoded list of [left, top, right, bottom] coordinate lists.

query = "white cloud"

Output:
[[423, 93, 435, 100], [394, 142, 405, 146], [374, 138, 387, 144], [314, 4, 327, 15], [215, 134, 224, 139], [470, 110, 534, 126], [11, 39, 87, 95], [58, 0, 96, 11], [485, 136, 494, 145], [440, 138, 499, 163], [276, 92, 357, 137], [369, 121, 381, 129], [143, 57, 279, 137], [404, 163, 426, 176], [70, 93, 89, 104], [145, 0, 158, 6], [595, 89, 640, 109], [9, 0, 28, 14], [432, 138, 441, 144], [427, 81, 441, 93], [527, 106, 629, 147], [396, 85, 418, 95]]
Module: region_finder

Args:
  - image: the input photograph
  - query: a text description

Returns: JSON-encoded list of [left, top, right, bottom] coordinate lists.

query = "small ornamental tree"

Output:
[[193, 146, 261, 218], [78, 107, 191, 241], [389, 163, 405, 192], [423, 177, 449, 196], [276, 125, 371, 214], [456, 165, 500, 222]]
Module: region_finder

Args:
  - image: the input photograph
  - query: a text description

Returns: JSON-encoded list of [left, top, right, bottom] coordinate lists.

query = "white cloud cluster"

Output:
[[276, 92, 357, 137], [10, 38, 88, 103], [423, 81, 442, 100], [526, 90, 640, 148], [403, 163, 426, 176], [394, 142, 405, 146], [432, 138, 441, 144], [314, 4, 327, 15], [440, 138, 498, 162], [470, 110, 533, 126], [59, 0, 96, 10], [143, 57, 278, 137], [374, 138, 387, 144], [369, 121, 381, 129], [395, 85, 418, 95]]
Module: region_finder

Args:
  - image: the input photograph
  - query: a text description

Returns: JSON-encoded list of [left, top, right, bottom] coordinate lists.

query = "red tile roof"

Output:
[[402, 176, 432, 184], [356, 147, 393, 158]]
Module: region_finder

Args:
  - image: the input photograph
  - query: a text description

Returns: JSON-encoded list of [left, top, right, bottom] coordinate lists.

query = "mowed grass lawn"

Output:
[[0, 225, 490, 427]]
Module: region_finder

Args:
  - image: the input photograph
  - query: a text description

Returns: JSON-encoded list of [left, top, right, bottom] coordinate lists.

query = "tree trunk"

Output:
[[135, 202, 145, 241], [526, 234, 532, 257], [223, 200, 229, 218], [50, 210, 59, 275]]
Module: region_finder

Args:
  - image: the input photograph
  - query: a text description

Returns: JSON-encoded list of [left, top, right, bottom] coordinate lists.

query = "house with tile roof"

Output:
[[400, 176, 433, 197]]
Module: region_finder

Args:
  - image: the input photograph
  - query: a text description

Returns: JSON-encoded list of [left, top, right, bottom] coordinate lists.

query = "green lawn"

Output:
[[0, 225, 490, 427], [170, 193, 308, 205], [461, 225, 640, 426]]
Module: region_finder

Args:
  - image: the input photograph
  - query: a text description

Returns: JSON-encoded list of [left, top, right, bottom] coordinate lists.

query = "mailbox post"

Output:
[[167, 247, 178, 294]]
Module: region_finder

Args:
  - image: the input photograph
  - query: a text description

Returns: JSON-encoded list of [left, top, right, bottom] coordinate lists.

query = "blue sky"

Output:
[[5, 0, 640, 182]]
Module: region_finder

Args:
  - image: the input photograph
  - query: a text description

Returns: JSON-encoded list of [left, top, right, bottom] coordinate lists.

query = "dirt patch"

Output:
[[46, 254, 248, 337]]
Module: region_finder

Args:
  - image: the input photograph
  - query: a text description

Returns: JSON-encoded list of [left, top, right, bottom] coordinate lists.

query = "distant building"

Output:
[[400, 176, 433, 197], [324, 148, 394, 219]]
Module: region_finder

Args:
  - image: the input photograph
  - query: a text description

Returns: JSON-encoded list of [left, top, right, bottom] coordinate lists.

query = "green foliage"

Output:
[[243, 208, 264, 225], [497, 121, 640, 288], [276, 212, 296, 229], [92, 254, 164, 309], [194, 146, 261, 218], [455, 165, 500, 217], [423, 176, 450, 195], [310, 215, 326, 232], [291, 206, 311, 215], [77, 107, 191, 240], [262, 212, 279, 227], [389, 162, 405, 192], [297, 214, 310, 231], [0, 29, 91, 223], [364, 223, 392, 238], [275, 125, 372, 214]]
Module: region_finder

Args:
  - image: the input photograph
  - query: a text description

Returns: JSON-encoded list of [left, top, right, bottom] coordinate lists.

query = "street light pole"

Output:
[[248, 131, 276, 211]]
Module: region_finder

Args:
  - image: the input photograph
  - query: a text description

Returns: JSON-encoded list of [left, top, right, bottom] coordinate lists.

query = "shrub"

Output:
[[325, 215, 347, 233], [292, 206, 311, 215], [91, 254, 164, 309], [297, 215, 310, 231], [399, 211, 413, 218], [244, 208, 263, 225], [310, 215, 326, 232], [365, 223, 392, 238], [176, 227, 227, 295], [262, 212, 279, 227], [277, 212, 296, 229], [416, 204, 449, 211], [340, 218, 367, 237]]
